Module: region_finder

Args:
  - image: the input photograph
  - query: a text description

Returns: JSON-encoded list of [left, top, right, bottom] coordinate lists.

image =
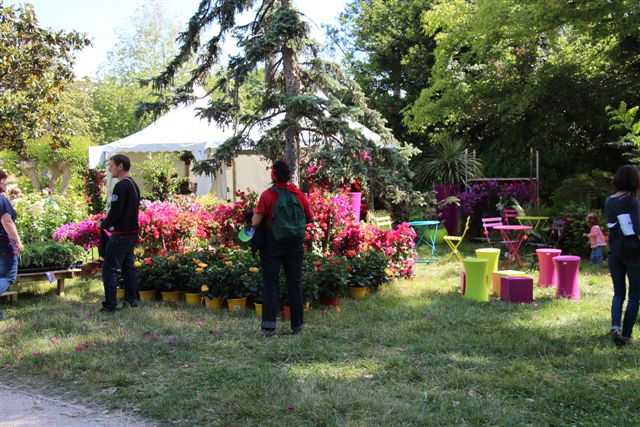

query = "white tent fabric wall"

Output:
[[88, 95, 258, 199]]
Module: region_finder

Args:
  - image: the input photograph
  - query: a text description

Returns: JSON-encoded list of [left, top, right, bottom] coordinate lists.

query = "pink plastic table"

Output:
[[553, 255, 581, 300], [493, 225, 532, 268], [536, 248, 562, 287]]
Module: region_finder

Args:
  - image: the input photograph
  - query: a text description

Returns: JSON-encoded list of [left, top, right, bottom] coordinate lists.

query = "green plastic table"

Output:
[[475, 248, 500, 293], [462, 257, 489, 302]]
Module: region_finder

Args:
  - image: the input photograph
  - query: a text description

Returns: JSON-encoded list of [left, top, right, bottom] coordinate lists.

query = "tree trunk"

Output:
[[16, 160, 41, 192], [281, 0, 301, 185], [59, 164, 72, 195]]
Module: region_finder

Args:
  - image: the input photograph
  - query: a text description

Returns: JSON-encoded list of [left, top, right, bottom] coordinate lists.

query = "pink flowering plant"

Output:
[[210, 190, 257, 248], [53, 214, 104, 249]]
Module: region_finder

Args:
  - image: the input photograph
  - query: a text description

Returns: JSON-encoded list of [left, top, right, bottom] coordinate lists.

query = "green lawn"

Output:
[[1, 243, 639, 426]]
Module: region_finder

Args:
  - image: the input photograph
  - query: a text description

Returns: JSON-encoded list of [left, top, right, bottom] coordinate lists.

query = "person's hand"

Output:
[[243, 210, 254, 225], [16, 242, 24, 254]]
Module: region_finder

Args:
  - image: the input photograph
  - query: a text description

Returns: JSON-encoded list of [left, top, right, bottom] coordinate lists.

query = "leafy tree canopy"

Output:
[[0, 4, 90, 154], [404, 0, 640, 190], [144, 0, 422, 208]]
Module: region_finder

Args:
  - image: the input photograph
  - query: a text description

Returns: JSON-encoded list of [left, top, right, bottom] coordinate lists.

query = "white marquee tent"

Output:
[[88, 95, 271, 198]]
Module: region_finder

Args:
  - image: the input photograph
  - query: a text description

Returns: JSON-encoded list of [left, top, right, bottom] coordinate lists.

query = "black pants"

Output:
[[102, 234, 139, 310], [260, 232, 304, 331]]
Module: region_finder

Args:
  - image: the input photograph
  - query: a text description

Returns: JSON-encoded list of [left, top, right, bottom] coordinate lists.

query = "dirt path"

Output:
[[0, 384, 154, 427]]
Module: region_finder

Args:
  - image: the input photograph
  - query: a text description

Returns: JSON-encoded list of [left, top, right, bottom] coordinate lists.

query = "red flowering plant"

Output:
[[210, 189, 257, 248], [137, 200, 215, 255], [304, 187, 355, 253]]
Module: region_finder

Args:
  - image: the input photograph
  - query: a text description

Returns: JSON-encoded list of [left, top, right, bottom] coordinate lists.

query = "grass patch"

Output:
[[1, 242, 639, 426]]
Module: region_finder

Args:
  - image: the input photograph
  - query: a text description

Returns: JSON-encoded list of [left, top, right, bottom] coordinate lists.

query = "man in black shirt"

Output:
[[97, 154, 141, 313]]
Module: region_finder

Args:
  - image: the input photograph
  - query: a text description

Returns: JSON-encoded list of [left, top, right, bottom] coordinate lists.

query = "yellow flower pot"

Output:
[[349, 286, 367, 299], [227, 297, 247, 312], [205, 296, 222, 309], [304, 301, 311, 312], [116, 288, 125, 300], [184, 293, 202, 305], [138, 289, 157, 301], [254, 303, 263, 317], [161, 290, 180, 302]]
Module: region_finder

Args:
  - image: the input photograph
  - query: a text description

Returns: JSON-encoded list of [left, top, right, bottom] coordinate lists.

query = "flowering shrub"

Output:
[[459, 180, 532, 218], [210, 190, 257, 248], [13, 192, 87, 243], [53, 214, 104, 249], [347, 249, 390, 289], [138, 199, 215, 254]]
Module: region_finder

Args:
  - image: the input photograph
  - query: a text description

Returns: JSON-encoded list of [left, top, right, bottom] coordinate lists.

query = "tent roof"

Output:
[[88, 95, 233, 168]]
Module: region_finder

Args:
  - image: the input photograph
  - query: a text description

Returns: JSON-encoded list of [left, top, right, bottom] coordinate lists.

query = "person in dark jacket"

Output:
[[252, 161, 313, 337], [605, 165, 640, 346], [97, 154, 141, 313]]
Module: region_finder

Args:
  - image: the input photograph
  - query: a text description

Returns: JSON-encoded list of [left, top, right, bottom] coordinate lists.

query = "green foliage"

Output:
[[136, 153, 180, 201], [19, 241, 84, 270], [91, 79, 154, 143], [13, 192, 87, 243], [97, 0, 191, 85], [404, 0, 640, 195], [607, 101, 640, 163], [145, 0, 421, 206], [302, 253, 320, 303], [554, 203, 596, 258], [415, 135, 483, 186], [136, 256, 169, 291], [0, 4, 90, 154], [335, 0, 436, 142], [552, 170, 612, 210], [347, 249, 388, 289], [317, 255, 349, 299]]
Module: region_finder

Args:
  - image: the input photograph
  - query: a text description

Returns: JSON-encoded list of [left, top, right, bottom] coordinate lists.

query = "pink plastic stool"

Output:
[[460, 271, 466, 295], [553, 255, 581, 300], [500, 276, 534, 303], [536, 248, 562, 287]]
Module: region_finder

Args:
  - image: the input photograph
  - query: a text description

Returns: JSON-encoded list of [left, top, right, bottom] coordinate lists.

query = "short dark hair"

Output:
[[110, 154, 131, 171], [273, 160, 291, 183], [0, 170, 6, 181], [613, 165, 640, 193]]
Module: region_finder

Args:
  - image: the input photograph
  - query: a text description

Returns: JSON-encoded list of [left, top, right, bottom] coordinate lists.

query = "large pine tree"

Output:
[[143, 0, 421, 208]]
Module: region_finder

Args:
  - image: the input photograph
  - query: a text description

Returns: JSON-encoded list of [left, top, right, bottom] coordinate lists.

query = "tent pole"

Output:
[[232, 158, 237, 202]]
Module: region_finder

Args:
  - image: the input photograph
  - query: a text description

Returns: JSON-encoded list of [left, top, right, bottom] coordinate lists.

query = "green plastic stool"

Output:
[[475, 248, 500, 293], [462, 257, 489, 302]]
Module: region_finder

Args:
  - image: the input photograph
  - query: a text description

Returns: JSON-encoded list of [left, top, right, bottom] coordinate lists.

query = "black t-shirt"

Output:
[[0, 194, 18, 255], [101, 177, 140, 234]]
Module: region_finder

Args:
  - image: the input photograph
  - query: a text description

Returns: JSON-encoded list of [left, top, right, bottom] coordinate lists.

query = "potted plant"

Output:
[[346, 251, 372, 298], [224, 250, 255, 312], [415, 135, 482, 235], [134, 257, 159, 300], [242, 263, 263, 315], [317, 255, 349, 306], [302, 254, 320, 309], [183, 254, 208, 305], [202, 260, 228, 309], [150, 256, 180, 302]]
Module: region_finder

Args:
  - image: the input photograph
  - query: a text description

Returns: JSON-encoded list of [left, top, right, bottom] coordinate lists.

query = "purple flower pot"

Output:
[[434, 184, 461, 235]]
